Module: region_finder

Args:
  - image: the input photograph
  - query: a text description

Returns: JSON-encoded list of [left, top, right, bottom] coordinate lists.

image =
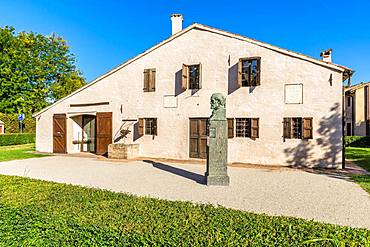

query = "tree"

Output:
[[0, 26, 85, 114]]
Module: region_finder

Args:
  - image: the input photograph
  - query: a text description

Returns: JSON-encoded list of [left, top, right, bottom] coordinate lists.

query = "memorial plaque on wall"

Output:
[[285, 84, 303, 104], [163, 95, 178, 108]]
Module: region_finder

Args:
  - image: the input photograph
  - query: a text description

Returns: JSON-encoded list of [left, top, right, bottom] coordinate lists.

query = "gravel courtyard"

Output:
[[0, 155, 369, 229]]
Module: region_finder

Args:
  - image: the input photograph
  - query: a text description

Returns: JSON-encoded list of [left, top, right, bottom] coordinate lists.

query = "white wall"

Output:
[[36, 28, 344, 168]]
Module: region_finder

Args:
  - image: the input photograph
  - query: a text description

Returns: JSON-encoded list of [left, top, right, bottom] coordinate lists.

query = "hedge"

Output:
[[0, 133, 36, 146], [0, 113, 36, 133], [345, 136, 370, 148]]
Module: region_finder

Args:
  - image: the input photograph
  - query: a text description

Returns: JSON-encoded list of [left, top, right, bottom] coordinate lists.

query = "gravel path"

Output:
[[0, 156, 369, 229]]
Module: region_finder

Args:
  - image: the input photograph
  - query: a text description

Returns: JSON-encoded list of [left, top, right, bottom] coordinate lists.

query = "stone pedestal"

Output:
[[205, 120, 229, 186], [108, 143, 139, 159]]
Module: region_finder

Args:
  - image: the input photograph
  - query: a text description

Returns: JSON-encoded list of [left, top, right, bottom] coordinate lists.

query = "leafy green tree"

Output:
[[0, 26, 85, 114]]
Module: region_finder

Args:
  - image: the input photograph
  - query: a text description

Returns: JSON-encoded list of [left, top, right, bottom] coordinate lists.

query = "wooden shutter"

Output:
[[96, 112, 112, 155], [255, 57, 261, 86], [237, 58, 243, 87], [182, 64, 188, 90], [149, 69, 156, 92], [227, 118, 234, 138], [303, 118, 313, 139], [198, 63, 202, 89], [152, 118, 158, 136], [53, 114, 67, 153], [283, 118, 292, 139], [143, 69, 150, 92], [251, 118, 259, 138], [138, 118, 144, 136]]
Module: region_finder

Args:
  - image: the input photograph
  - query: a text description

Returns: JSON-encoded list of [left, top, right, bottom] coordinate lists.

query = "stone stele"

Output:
[[205, 93, 230, 186]]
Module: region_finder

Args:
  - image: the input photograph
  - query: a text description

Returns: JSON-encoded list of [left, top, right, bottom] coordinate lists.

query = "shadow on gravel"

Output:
[[143, 160, 206, 185]]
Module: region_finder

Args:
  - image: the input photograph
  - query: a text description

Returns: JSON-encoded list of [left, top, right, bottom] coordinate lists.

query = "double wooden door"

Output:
[[53, 112, 112, 155], [189, 118, 208, 159]]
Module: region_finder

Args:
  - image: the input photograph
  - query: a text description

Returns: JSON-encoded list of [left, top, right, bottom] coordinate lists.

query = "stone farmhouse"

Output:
[[345, 82, 370, 136], [33, 14, 353, 168]]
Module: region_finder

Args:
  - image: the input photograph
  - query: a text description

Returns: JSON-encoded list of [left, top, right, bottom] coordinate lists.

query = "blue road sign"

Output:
[[18, 114, 25, 122]]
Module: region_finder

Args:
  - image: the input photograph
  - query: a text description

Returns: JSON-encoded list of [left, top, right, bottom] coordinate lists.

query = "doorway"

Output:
[[189, 118, 208, 159], [81, 115, 96, 153]]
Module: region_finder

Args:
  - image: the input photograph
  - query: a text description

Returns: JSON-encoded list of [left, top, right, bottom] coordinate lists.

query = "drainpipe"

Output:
[[342, 72, 353, 169]]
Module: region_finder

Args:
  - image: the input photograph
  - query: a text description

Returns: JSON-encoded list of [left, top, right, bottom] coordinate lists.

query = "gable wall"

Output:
[[36, 28, 343, 167]]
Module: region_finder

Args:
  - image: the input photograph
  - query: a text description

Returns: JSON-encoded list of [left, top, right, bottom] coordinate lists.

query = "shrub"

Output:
[[0, 133, 35, 146], [345, 136, 370, 147], [0, 113, 36, 133]]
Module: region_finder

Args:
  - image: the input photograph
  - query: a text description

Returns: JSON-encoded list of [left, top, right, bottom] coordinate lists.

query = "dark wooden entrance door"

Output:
[[96, 112, 112, 155], [189, 118, 208, 159], [53, 114, 67, 153]]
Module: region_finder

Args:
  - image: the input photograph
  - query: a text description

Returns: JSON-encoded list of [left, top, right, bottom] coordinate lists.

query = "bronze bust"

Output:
[[210, 93, 226, 121]]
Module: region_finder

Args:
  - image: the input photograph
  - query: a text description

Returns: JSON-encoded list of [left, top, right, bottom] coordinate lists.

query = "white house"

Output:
[[33, 15, 353, 168]]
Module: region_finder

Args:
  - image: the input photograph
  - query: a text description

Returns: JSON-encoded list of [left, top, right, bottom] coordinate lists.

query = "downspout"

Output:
[[342, 72, 353, 169]]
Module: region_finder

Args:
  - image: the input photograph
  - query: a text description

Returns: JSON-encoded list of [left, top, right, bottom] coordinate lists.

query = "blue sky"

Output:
[[1, 0, 369, 84]]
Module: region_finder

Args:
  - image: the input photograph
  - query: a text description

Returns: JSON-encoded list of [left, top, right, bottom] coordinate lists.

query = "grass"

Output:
[[0, 143, 48, 162], [0, 175, 368, 246], [346, 147, 370, 194], [0, 144, 369, 245]]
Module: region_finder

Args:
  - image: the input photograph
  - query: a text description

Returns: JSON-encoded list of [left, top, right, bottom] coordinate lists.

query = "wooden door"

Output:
[[189, 118, 208, 159], [53, 114, 67, 153], [96, 112, 112, 155]]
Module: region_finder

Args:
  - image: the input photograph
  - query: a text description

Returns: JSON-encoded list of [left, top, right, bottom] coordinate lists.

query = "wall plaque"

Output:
[[163, 95, 177, 108], [285, 84, 303, 104]]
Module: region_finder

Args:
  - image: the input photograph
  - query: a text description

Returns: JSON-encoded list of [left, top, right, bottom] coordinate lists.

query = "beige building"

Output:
[[33, 15, 353, 168], [345, 82, 370, 136]]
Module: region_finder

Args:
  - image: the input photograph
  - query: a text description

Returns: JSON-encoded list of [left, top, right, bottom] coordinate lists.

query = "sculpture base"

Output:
[[205, 174, 230, 186]]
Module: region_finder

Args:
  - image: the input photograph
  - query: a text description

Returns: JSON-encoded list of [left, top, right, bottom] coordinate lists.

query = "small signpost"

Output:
[[18, 114, 25, 133]]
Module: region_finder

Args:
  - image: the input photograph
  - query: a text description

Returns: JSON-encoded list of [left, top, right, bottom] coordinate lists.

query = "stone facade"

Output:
[[33, 23, 351, 168]]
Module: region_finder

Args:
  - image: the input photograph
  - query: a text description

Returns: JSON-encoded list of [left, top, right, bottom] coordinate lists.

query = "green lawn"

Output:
[[0, 143, 48, 162], [0, 175, 368, 246], [346, 147, 370, 194]]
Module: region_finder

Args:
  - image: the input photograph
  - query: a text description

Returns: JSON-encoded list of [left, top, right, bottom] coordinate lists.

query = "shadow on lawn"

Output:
[[143, 160, 205, 185]]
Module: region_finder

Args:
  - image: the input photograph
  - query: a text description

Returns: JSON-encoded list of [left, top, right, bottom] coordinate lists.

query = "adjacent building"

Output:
[[33, 15, 353, 168], [345, 82, 370, 136], [0, 120, 4, 134]]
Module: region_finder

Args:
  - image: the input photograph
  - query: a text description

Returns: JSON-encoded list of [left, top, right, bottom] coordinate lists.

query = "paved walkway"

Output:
[[0, 156, 369, 229]]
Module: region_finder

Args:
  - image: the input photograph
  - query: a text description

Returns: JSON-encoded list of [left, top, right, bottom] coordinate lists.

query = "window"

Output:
[[283, 117, 312, 140], [235, 118, 259, 138], [143, 68, 156, 92], [238, 57, 261, 87], [138, 118, 157, 136], [182, 63, 202, 90]]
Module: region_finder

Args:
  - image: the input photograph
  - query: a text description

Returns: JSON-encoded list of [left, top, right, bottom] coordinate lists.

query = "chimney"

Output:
[[320, 48, 332, 63], [171, 14, 183, 35]]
